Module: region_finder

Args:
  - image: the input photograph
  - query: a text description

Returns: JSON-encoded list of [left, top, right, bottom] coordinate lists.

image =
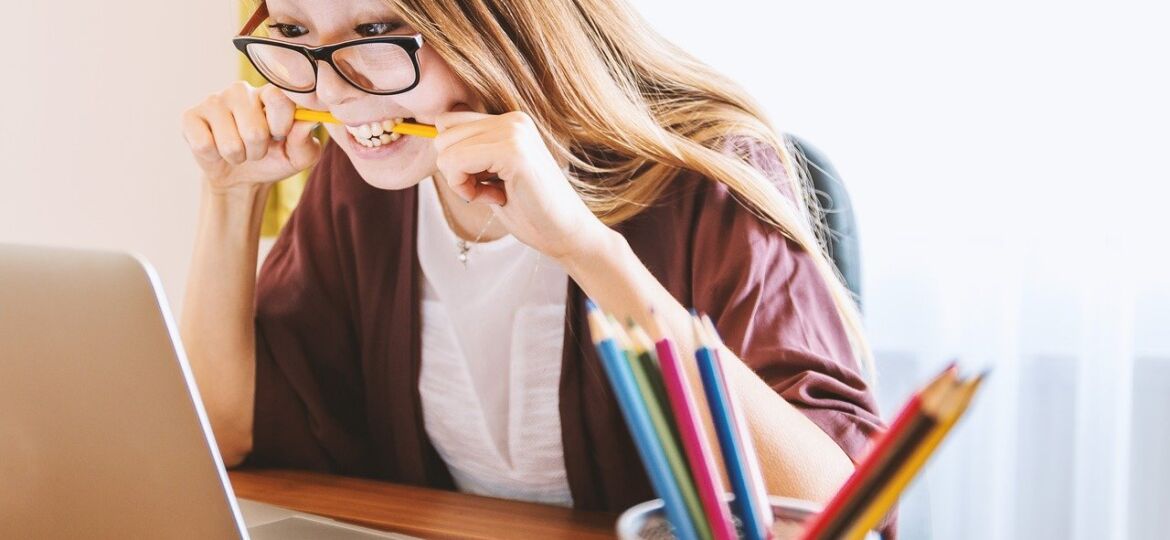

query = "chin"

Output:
[[352, 161, 432, 190]]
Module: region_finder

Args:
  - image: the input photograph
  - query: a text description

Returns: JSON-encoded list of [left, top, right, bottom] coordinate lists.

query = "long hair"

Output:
[[396, 0, 872, 375], [260, 0, 875, 375]]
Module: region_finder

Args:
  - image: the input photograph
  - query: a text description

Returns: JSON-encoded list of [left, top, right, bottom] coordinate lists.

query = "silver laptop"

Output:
[[0, 244, 416, 539]]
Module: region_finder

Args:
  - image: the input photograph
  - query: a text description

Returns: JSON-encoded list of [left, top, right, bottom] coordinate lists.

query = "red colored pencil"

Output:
[[798, 363, 958, 540]]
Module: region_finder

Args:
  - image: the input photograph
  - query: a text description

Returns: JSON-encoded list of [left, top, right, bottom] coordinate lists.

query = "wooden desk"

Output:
[[229, 469, 619, 539]]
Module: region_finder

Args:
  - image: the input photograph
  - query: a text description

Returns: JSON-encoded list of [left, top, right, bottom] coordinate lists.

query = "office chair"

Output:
[[786, 134, 862, 309]]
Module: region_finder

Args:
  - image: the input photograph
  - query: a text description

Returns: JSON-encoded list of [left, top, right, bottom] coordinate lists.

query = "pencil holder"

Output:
[[615, 495, 880, 540]]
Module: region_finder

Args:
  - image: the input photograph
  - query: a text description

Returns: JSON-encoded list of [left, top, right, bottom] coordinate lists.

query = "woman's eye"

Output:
[[355, 22, 402, 37], [267, 23, 307, 38]]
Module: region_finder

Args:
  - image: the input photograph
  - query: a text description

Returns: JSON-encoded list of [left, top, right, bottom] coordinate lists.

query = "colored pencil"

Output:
[[585, 300, 985, 540], [628, 322, 682, 442], [839, 372, 987, 539], [701, 315, 775, 539], [799, 364, 958, 540], [693, 314, 770, 540], [293, 108, 438, 138], [646, 311, 738, 540], [625, 324, 712, 540], [585, 302, 699, 540]]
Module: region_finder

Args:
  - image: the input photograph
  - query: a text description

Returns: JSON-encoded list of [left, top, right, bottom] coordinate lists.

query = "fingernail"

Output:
[[272, 135, 286, 142]]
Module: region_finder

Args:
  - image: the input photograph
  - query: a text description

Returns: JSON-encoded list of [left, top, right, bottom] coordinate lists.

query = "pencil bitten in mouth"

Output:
[[344, 117, 412, 147]]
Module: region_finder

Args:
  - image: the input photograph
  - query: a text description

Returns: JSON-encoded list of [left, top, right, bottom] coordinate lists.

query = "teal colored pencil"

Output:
[[587, 303, 699, 540]]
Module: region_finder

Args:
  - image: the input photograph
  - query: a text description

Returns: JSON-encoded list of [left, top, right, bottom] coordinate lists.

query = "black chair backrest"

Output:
[[786, 134, 862, 309]]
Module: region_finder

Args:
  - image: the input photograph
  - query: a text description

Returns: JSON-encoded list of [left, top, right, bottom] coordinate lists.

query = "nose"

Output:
[[313, 61, 362, 107]]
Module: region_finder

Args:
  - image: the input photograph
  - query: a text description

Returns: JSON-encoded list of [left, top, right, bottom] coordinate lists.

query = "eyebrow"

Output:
[[266, 8, 406, 31], [351, 8, 406, 25]]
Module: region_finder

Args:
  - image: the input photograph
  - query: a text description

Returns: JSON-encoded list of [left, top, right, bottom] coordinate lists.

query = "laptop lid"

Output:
[[0, 244, 248, 538]]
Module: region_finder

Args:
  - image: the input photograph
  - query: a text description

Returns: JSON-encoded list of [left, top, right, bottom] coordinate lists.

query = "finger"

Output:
[[439, 167, 477, 202], [227, 91, 272, 161], [180, 110, 224, 167], [283, 120, 323, 171], [202, 104, 247, 165], [434, 110, 491, 132], [433, 117, 498, 154], [259, 84, 295, 142], [435, 138, 507, 202], [470, 179, 507, 206]]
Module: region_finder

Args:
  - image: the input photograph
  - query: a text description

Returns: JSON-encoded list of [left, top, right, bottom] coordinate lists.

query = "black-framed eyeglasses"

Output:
[[233, 1, 423, 96], [233, 35, 423, 95]]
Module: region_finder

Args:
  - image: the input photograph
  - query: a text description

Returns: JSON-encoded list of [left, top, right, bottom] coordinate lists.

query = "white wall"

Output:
[[0, 1, 235, 310], [637, 0, 1168, 271]]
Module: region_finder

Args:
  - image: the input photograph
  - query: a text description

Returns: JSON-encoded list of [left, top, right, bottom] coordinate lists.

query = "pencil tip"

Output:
[[699, 313, 724, 346], [689, 313, 707, 347]]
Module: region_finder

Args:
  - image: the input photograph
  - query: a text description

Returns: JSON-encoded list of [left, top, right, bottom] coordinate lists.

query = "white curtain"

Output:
[[867, 236, 1170, 539], [851, 1, 1170, 535], [640, 0, 1170, 537]]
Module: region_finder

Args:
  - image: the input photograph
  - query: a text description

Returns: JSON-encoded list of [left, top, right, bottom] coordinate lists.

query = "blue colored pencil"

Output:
[[702, 314, 774, 536], [586, 301, 699, 540], [692, 313, 770, 540]]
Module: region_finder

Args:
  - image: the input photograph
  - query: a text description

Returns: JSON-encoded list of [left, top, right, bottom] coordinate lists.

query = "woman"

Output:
[[179, 0, 884, 519]]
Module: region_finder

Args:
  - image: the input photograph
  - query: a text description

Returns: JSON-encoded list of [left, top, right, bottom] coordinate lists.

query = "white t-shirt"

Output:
[[415, 176, 573, 506]]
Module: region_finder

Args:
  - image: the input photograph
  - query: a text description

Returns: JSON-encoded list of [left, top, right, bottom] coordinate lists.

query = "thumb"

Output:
[[284, 121, 323, 171]]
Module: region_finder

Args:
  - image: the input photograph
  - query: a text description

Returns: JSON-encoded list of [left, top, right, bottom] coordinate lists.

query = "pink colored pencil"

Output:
[[647, 311, 737, 540]]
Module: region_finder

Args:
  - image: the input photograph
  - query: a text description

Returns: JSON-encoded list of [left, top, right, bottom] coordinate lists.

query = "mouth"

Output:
[[342, 117, 416, 148]]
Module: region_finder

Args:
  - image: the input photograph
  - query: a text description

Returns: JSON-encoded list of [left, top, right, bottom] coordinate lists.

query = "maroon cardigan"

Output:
[[247, 139, 884, 519]]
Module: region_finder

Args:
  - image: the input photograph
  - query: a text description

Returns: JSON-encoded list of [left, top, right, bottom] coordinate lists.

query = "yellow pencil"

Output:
[[840, 373, 987, 540], [293, 108, 438, 139], [291, 108, 338, 125]]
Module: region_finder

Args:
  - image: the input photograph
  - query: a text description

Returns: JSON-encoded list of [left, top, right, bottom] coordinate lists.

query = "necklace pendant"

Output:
[[457, 240, 470, 267]]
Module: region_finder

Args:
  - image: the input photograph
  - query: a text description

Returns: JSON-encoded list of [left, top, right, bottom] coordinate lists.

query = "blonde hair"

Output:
[[254, 0, 872, 375], [381, 0, 875, 376]]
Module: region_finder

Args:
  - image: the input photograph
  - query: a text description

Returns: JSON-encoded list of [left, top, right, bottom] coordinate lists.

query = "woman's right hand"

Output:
[[181, 81, 323, 193]]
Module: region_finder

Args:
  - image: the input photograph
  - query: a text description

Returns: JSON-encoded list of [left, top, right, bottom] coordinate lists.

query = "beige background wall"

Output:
[[0, 2, 234, 309]]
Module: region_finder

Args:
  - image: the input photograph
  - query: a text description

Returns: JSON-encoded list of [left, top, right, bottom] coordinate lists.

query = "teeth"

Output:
[[345, 118, 409, 147]]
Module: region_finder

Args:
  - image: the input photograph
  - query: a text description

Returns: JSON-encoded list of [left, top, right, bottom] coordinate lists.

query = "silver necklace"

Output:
[[433, 187, 545, 288], [437, 191, 498, 267], [456, 212, 497, 266]]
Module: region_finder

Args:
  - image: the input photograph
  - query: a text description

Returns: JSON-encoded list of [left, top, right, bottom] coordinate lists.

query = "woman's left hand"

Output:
[[433, 110, 610, 262]]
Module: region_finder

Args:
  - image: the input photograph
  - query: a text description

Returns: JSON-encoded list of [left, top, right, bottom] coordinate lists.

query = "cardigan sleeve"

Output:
[[244, 142, 371, 473], [690, 140, 884, 465]]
